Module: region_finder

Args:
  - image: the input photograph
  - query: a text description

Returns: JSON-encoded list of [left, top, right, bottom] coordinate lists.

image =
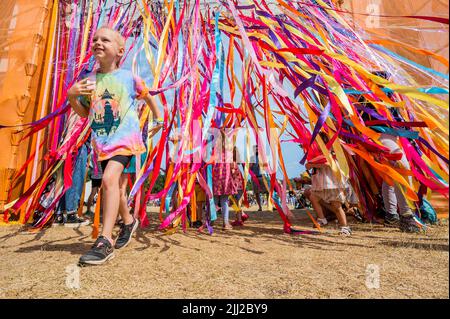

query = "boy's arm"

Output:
[[68, 78, 92, 118], [68, 96, 89, 118], [142, 94, 163, 123]]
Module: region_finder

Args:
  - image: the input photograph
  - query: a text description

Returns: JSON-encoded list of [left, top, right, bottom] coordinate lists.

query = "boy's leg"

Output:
[[118, 174, 134, 225], [100, 161, 125, 244], [78, 160, 121, 265], [114, 172, 139, 249]]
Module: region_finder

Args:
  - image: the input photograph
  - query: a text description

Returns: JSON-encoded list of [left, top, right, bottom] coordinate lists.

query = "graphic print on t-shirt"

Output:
[[91, 89, 121, 137]]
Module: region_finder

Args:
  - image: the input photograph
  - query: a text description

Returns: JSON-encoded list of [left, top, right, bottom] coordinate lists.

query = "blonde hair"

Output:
[[94, 26, 125, 66]]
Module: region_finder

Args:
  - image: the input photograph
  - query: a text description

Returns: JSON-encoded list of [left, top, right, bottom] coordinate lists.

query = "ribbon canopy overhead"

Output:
[[0, 0, 448, 234]]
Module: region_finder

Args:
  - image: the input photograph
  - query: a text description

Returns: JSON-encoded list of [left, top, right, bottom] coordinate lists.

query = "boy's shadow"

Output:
[[14, 241, 92, 255], [13, 230, 93, 255]]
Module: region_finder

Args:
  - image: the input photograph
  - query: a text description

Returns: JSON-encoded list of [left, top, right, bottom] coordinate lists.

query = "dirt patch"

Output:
[[0, 207, 448, 299]]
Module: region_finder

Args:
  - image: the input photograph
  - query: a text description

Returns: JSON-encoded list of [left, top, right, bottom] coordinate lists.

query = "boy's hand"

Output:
[[68, 78, 95, 98]]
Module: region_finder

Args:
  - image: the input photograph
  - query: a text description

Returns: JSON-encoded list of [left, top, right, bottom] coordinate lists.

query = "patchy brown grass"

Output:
[[0, 207, 448, 299]]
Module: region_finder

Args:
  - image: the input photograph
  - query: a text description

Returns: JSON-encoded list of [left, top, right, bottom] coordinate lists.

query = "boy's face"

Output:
[[92, 28, 124, 66]]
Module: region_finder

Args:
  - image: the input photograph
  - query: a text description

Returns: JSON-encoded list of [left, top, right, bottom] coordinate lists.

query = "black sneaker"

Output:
[[84, 210, 95, 220], [65, 214, 90, 228], [114, 218, 139, 249], [384, 213, 400, 228], [52, 214, 66, 227], [79, 236, 115, 266], [193, 221, 203, 228], [30, 210, 54, 229], [399, 216, 421, 233]]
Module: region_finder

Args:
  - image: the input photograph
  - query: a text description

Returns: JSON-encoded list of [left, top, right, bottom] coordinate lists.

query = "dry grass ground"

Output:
[[0, 207, 448, 299]]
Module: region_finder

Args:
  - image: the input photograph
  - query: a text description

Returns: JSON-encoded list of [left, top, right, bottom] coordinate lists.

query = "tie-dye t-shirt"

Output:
[[80, 68, 148, 162]]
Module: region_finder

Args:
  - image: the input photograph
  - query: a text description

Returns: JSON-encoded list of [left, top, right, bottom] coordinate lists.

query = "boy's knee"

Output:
[[102, 174, 119, 190]]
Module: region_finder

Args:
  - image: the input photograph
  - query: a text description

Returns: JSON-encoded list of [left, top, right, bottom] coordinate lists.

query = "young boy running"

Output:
[[68, 27, 162, 265]]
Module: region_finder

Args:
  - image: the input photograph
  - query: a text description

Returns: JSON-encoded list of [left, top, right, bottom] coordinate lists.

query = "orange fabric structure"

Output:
[[342, 0, 449, 84], [0, 0, 54, 212]]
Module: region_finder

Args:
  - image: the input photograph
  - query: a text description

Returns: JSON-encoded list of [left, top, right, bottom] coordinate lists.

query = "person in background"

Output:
[[306, 132, 352, 236], [54, 141, 90, 228], [357, 71, 419, 233], [86, 152, 102, 219], [231, 146, 248, 226], [249, 145, 269, 211]]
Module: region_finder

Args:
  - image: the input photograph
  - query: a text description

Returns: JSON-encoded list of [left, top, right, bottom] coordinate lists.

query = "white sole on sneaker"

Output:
[[79, 252, 115, 266]]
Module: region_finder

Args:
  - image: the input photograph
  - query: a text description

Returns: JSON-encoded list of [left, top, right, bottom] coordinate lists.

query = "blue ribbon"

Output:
[[371, 126, 419, 139], [370, 44, 449, 80], [165, 183, 177, 213], [345, 87, 449, 95]]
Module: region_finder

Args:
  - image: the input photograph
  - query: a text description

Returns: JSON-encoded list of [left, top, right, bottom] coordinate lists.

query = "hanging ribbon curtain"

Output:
[[1, 0, 448, 235]]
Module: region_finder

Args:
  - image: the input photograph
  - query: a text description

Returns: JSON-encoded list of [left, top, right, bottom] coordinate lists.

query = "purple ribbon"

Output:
[[418, 137, 449, 164], [300, 101, 331, 165], [356, 105, 387, 121], [294, 75, 317, 98]]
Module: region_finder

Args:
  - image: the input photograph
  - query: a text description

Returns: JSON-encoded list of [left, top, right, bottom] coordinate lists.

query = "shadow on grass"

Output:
[[380, 240, 449, 251], [14, 240, 91, 255], [132, 215, 373, 254], [9, 208, 446, 256]]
